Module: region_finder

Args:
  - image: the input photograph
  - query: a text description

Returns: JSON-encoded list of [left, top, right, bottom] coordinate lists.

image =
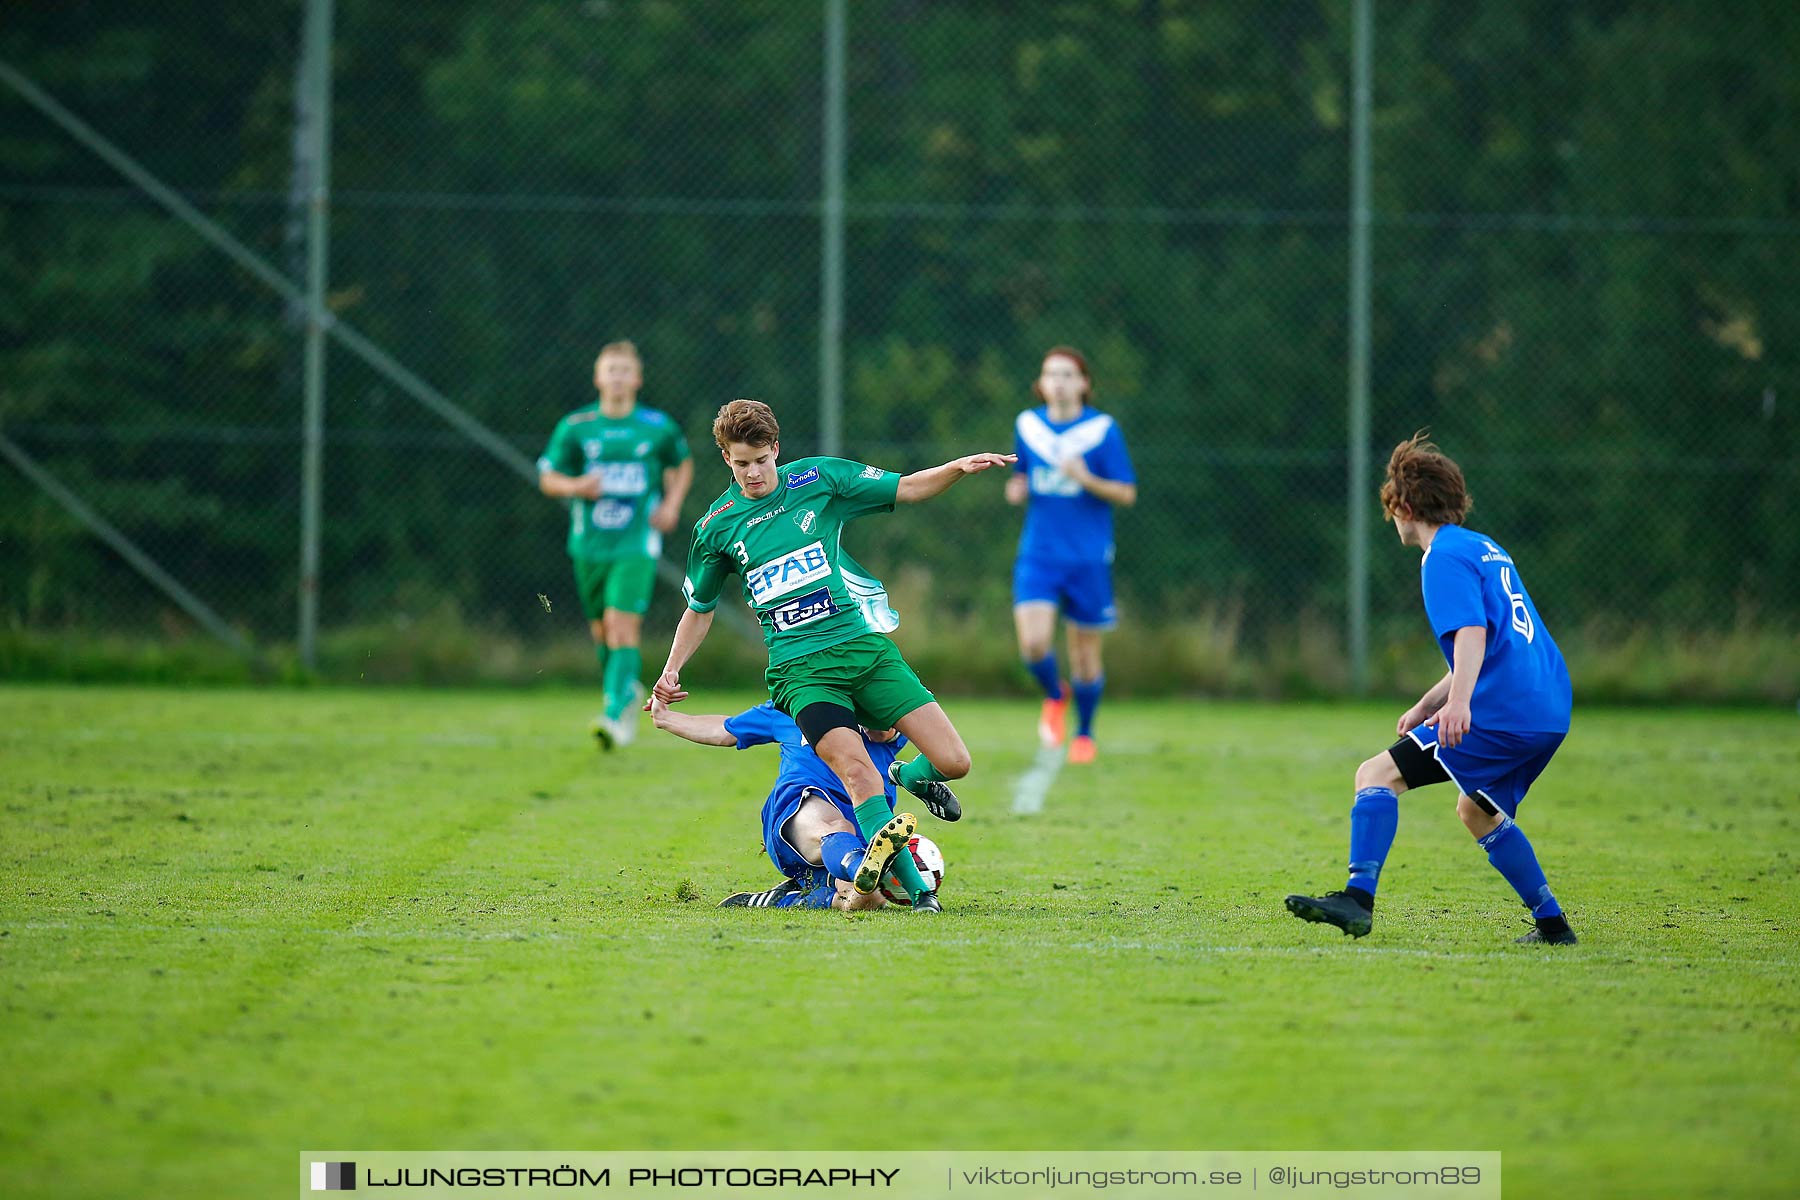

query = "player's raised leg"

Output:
[[890, 702, 971, 824]]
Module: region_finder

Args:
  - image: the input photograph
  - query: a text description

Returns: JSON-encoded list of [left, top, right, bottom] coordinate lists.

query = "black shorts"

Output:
[[1387, 734, 1499, 816], [1387, 735, 1451, 790]]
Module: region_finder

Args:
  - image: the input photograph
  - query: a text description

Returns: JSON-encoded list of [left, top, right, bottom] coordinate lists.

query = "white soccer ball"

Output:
[[880, 835, 946, 906]]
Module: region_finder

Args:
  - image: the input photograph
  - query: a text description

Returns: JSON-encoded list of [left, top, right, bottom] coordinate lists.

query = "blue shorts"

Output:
[[1013, 556, 1117, 629], [760, 784, 863, 882], [1395, 724, 1566, 818]]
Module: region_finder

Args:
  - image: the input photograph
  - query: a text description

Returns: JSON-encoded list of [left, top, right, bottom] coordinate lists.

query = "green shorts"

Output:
[[765, 633, 936, 732], [572, 555, 657, 619]]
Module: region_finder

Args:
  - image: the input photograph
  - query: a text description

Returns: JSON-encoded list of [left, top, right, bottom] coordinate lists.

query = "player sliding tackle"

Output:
[[651, 700, 906, 910], [653, 399, 1014, 915]]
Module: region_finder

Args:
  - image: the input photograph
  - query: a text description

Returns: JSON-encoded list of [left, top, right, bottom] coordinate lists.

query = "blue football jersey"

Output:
[[1013, 406, 1134, 564], [1420, 525, 1571, 734], [721, 703, 906, 801]]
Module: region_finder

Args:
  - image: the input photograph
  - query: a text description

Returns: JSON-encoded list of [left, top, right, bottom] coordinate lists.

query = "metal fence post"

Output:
[[297, 0, 334, 669], [819, 0, 846, 457], [1347, 0, 1374, 693]]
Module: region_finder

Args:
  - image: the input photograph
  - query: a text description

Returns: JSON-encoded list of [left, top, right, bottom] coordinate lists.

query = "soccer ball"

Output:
[[880, 835, 946, 905]]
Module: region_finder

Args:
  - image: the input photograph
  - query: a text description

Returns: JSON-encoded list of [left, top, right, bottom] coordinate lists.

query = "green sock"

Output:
[[897, 755, 946, 794], [852, 796, 930, 901], [852, 797, 894, 842], [602, 645, 641, 719]]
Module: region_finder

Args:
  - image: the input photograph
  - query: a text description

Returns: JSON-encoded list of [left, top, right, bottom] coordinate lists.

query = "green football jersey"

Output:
[[539, 404, 691, 561], [683, 457, 903, 664]]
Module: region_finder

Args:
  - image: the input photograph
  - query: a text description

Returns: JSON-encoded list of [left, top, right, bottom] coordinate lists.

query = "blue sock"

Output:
[[1072, 676, 1103, 738], [776, 882, 837, 909], [1478, 817, 1562, 918], [1025, 653, 1063, 700], [1345, 786, 1400, 896], [819, 832, 864, 885]]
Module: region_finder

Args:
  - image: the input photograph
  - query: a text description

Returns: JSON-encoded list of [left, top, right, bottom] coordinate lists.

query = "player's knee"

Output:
[[935, 747, 972, 780], [1456, 794, 1503, 838], [1354, 753, 1402, 792]]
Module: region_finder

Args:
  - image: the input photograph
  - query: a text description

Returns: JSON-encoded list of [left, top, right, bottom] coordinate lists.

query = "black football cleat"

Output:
[[1515, 918, 1579, 945], [1284, 889, 1374, 938], [910, 890, 943, 914], [718, 878, 801, 908], [888, 760, 962, 822]]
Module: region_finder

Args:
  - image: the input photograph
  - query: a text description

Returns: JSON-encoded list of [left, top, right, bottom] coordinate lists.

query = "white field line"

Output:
[[1011, 745, 1066, 814], [10, 920, 1797, 972]]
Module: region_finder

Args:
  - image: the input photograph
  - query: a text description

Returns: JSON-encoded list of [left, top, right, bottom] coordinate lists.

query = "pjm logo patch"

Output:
[[786, 467, 820, 489], [747, 541, 830, 604], [768, 586, 838, 631]]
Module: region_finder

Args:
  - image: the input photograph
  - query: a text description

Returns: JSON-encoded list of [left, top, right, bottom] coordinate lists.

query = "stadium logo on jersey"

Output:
[[794, 510, 817, 534], [860, 465, 884, 480], [699, 500, 734, 530], [766, 585, 838, 631], [747, 540, 831, 604], [786, 467, 820, 489]]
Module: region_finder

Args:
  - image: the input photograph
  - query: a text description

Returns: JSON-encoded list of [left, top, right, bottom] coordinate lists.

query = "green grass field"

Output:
[[2, 684, 1796, 1198]]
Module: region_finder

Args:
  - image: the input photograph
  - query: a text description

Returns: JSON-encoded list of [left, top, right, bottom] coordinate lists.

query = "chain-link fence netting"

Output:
[[3, 2, 1795, 695]]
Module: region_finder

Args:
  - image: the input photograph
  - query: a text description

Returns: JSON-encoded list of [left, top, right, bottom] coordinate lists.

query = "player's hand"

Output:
[[1435, 698, 1472, 748], [571, 472, 604, 500], [953, 452, 1016, 475], [1003, 473, 1029, 505], [648, 501, 679, 533], [651, 669, 688, 706], [1397, 702, 1432, 736]]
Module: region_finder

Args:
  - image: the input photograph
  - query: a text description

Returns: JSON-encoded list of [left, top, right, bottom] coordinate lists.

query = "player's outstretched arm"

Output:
[[649, 701, 735, 747], [896, 452, 1017, 503], [654, 607, 714, 706]]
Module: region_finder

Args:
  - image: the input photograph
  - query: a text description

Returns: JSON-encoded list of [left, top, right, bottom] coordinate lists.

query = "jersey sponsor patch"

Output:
[[860, 465, 884, 479], [766, 585, 838, 631], [786, 467, 820, 489], [594, 462, 648, 495], [747, 540, 831, 604], [699, 499, 734, 529], [1029, 464, 1082, 497], [592, 498, 634, 530]]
